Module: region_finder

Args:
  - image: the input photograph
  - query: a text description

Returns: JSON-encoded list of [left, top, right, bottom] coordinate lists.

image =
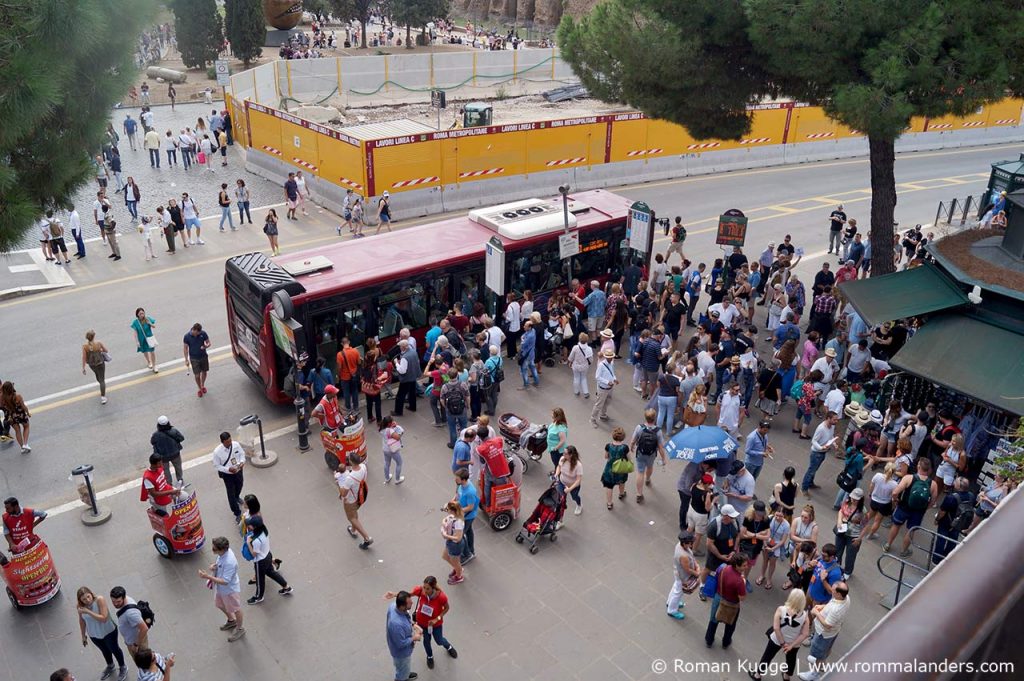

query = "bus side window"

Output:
[[575, 230, 614, 283], [458, 272, 479, 316], [428, 275, 451, 323], [342, 306, 368, 351], [377, 283, 427, 338], [310, 309, 341, 378]]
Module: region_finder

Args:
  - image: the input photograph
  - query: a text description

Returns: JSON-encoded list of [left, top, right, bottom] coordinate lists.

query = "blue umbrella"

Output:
[[665, 425, 738, 463]]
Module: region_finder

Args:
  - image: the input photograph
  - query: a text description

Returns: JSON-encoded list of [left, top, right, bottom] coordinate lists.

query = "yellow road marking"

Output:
[[2, 149, 1013, 311], [31, 352, 233, 413], [649, 171, 984, 245], [614, 145, 1020, 193]]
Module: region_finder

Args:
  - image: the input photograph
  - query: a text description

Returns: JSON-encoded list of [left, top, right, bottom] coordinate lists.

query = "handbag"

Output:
[[835, 452, 859, 492], [146, 333, 159, 348], [715, 599, 740, 625], [241, 533, 254, 561], [197, 151, 207, 164], [611, 457, 634, 475], [700, 564, 723, 599], [835, 469, 857, 493], [101, 351, 113, 363]]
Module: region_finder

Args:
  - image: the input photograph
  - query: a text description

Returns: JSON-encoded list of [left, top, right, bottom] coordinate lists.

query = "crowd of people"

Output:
[[16, 183, 1019, 681]]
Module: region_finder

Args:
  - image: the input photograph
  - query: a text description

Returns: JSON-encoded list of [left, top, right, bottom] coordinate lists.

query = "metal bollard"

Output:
[[240, 415, 278, 467], [71, 465, 112, 526]]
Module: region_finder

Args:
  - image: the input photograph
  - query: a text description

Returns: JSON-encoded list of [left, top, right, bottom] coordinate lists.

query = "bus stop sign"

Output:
[[627, 201, 653, 253], [716, 209, 747, 247], [485, 236, 505, 295]]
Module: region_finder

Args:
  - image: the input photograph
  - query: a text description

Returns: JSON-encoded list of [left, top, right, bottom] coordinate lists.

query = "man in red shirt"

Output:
[[704, 553, 748, 649], [140, 453, 183, 515], [571, 278, 586, 315], [385, 576, 459, 670], [3, 497, 47, 556], [476, 431, 510, 505], [311, 385, 343, 432]]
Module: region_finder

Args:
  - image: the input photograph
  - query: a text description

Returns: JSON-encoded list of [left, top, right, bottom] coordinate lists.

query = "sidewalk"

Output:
[[7, 364, 893, 681], [0, 249, 73, 300]]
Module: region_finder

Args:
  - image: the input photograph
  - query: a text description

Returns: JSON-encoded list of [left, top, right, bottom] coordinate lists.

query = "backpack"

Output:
[[949, 495, 975, 536], [906, 476, 931, 510], [789, 380, 805, 401], [636, 426, 659, 457], [48, 219, 64, 238], [356, 477, 369, 507], [446, 329, 465, 357], [445, 386, 466, 415], [118, 601, 155, 628]]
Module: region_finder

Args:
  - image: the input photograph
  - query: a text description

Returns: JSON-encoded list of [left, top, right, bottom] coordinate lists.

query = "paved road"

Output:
[[4, 369, 898, 681], [0, 141, 1016, 681], [1, 141, 1015, 506]]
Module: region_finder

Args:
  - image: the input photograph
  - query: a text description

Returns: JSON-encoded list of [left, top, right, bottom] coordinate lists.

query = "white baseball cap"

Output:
[[157, 415, 170, 426], [720, 504, 740, 518], [382, 190, 390, 197]]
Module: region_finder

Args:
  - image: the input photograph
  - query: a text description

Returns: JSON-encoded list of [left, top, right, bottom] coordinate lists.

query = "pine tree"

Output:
[[226, 0, 267, 66], [172, 0, 224, 69], [391, 0, 449, 49], [0, 0, 156, 251], [559, 0, 1024, 275], [328, 0, 376, 48]]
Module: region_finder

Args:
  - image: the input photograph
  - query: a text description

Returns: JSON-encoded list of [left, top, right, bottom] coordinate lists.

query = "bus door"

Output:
[[305, 297, 375, 379], [452, 266, 482, 316]]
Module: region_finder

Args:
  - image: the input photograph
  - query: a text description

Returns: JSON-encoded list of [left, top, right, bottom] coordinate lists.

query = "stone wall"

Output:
[[453, 0, 596, 27]]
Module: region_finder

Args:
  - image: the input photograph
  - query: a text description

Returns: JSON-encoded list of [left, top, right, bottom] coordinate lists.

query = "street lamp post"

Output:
[[241, 414, 279, 467]]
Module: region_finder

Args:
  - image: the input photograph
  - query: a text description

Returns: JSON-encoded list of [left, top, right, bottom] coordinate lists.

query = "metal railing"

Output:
[[875, 525, 957, 608], [934, 195, 980, 229], [830, 485, 1024, 680]]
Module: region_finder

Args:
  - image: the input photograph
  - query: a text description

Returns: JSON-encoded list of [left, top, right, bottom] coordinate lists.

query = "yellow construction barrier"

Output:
[[278, 114, 321, 175], [788, 105, 840, 143], [319, 133, 366, 194], [240, 97, 1023, 198], [985, 99, 1023, 127], [247, 104, 284, 158]]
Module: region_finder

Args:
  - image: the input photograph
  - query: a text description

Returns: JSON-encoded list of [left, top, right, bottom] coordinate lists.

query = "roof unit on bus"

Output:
[[281, 255, 334, 277], [468, 198, 580, 239]]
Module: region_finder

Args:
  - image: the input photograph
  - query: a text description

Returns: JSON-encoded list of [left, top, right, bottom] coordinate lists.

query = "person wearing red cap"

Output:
[[311, 384, 343, 432]]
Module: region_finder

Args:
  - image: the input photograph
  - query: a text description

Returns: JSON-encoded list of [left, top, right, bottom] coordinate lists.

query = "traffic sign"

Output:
[[431, 89, 446, 109], [716, 209, 747, 247], [558, 231, 580, 259], [215, 60, 231, 87]]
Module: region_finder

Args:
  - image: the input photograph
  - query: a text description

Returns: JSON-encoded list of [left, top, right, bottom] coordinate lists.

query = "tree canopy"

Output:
[[391, 0, 449, 48], [327, 0, 376, 48], [0, 0, 155, 251], [225, 0, 266, 66], [172, 0, 224, 69], [559, 0, 1024, 274]]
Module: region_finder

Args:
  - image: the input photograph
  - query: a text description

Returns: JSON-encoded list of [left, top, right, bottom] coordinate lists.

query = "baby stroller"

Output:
[[498, 413, 547, 468], [515, 483, 565, 554]]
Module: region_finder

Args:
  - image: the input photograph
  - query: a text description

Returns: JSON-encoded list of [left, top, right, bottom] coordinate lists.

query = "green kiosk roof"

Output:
[[837, 263, 969, 327], [891, 315, 1024, 415]]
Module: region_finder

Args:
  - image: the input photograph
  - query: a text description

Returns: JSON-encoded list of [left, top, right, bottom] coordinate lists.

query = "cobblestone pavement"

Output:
[[16, 102, 286, 249]]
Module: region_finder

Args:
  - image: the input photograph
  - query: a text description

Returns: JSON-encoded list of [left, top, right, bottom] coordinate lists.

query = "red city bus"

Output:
[[225, 189, 649, 404]]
